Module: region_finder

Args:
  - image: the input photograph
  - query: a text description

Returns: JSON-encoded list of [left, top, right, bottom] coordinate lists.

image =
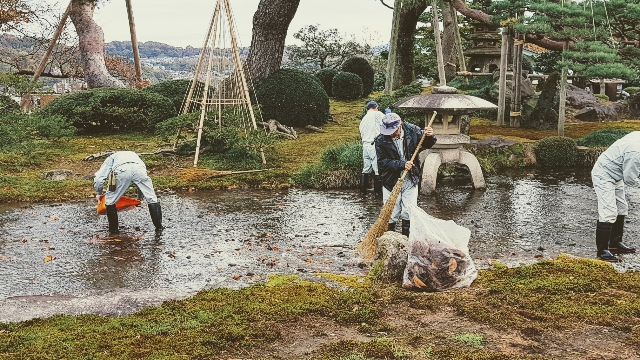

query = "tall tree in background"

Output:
[[244, 0, 300, 87], [286, 25, 371, 70], [69, 0, 124, 88]]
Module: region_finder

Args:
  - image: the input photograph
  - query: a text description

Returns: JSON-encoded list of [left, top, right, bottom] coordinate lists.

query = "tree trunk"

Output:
[[441, 3, 457, 81], [244, 0, 300, 88], [394, 0, 427, 88], [69, 0, 125, 88]]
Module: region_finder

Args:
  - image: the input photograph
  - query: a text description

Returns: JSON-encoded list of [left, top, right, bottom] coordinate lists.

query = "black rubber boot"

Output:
[[359, 173, 368, 196], [596, 221, 620, 262], [610, 215, 636, 254], [148, 202, 163, 233], [106, 204, 119, 235], [387, 222, 396, 232], [402, 219, 410, 237], [373, 175, 383, 198]]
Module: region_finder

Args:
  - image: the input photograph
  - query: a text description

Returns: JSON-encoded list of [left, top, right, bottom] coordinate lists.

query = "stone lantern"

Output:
[[394, 86, 498, 194]]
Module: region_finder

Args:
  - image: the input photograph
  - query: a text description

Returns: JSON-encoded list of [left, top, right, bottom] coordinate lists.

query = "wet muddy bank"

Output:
[[1, 168, 639, 322]]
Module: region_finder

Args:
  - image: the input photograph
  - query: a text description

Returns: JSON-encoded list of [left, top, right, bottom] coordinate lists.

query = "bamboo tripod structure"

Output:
[[178, 0, 265, 167]]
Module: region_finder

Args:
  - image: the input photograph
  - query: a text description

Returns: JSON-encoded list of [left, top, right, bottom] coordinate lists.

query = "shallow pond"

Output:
[[0, 168, 638, 322]]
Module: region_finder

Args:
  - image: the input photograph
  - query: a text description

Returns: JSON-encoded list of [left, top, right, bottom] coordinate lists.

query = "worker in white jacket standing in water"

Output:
[[591, 131, 640, 262], [359, 101, 384, 197], [94, 151, 163, 235]]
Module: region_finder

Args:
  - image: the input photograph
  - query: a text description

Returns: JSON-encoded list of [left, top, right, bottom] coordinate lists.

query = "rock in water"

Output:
[[374, 231, 408, 282], [41, 169, 73, 181]]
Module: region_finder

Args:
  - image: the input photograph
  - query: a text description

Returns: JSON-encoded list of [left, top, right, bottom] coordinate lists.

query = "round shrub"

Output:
[[624, 87, 640, 96], [576, 129, 631, 148], [341, 57, 374, 96], [332, 72, 363, 100], [43, 88, 175, 133], [534, 136, 579, 167], [315, 68, 338, 97], [143, 79, 191, 115], [595, 93, 610, 102], [255, 69, 330, 127], [0, 95, 19, 114]]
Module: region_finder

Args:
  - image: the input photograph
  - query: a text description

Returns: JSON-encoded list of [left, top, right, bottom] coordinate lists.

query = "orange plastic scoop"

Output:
[[96, 194, 142, 215]]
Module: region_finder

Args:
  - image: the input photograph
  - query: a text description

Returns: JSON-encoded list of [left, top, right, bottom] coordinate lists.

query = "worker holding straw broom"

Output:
[[375, 112, 436, 237]]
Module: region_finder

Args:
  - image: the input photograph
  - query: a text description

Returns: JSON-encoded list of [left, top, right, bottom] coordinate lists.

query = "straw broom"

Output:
[[356, 111, 437, 262], [180, 168, 272, 182]]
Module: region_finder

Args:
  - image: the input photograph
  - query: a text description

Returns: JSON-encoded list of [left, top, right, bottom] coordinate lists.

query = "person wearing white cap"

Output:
[[591, 131, 639, 262], [359, 100, 384, 197], [375, 112, 436, 236]]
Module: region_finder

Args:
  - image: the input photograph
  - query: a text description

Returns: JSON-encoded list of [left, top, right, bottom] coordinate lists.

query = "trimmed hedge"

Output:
[[42, 88, 175, 133], [332, 72, 363, 100], [143, 79, 191, 115], [576, 129, 631, 148], [315, 68, 338, 97], [255, 69, 330, 127], [341, 57, 374, 97], [534, 137, 579, 167], [0, 95, 19, 114]]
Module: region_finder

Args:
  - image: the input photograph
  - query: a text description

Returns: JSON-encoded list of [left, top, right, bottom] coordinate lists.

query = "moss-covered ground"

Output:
[[3, 96, 640, 202], [1, 255, 638, 359]]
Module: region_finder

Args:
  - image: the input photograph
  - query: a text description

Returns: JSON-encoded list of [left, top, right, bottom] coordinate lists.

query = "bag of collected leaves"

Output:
[[402, 205, 477, 291]]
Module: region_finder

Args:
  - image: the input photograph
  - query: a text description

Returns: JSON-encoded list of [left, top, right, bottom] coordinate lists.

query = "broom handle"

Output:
[[398, 111, 438, 182]]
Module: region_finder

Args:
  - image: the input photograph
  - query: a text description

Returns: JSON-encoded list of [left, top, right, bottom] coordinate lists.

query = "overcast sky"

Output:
[[66, 0, 395, 48]]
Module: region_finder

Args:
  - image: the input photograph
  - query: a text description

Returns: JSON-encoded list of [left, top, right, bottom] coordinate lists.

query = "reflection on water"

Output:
[[0, 168, 638, 303]]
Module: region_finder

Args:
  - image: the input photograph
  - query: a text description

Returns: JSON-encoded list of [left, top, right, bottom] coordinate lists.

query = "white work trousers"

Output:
[[105, 164, 158, 206], [592, 167, 629, 223], [382, 179, 418, 223], [362, 143, 378, 175]]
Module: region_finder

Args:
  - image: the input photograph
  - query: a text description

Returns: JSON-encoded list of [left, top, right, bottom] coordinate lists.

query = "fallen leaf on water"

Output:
[[534, 254, 544, 259], [305, 259, 313, 263], [232, 275, 241, 280], [0, 255, 6, 261], [41, 246, 55, 251], [21, 238, 27, 243], [113, 238, 122, 242], [50, 216, 58, 221], [44, 255, 55, 262], [168, 253, 175, 258]]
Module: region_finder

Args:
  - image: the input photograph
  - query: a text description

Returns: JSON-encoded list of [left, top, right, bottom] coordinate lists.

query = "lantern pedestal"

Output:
[[418, 135, 485, 194]]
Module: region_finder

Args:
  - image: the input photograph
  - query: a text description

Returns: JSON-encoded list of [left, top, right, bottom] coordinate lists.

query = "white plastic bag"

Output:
[[402, 205, 477, 291]]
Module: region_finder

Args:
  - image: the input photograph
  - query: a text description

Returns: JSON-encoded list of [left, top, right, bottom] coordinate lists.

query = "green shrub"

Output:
[[29, 113, 76, 139], [534, 137, 579, 167], [624, 87, 640, 96], [143, 79, 191, 115], [332, 72, 363, 100], [315, 68, 338, 97], [42, 88, 175, 133], [576, 129, 631, 148], [256, 69, 330, 127], [595, 93, 610, 102], [0, 95, 19, 114], [0, 112, 31, 151], [292, 142, 362, 188], [341, 57, 374, 97]]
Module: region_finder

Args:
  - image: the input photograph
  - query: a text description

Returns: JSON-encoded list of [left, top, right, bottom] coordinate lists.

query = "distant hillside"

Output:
[[105, 41, 250, 59]]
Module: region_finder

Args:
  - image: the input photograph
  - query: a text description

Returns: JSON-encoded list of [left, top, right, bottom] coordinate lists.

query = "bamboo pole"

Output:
[[432, 0, 446, 86], [510, 34, 523, 127], [125, 0, 143, 82], [450, 2, 467, 82], [194, 0, 222, 167], [223, 0, 265, 164], [497, 28, 508, 126], [558, 40, 569, 137], [384, 0, 401, 95], [173, 0, 220, 149]]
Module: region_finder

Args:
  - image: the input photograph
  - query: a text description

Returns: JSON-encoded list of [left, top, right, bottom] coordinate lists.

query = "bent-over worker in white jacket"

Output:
[[94, 151, 163, 235], [591, 131, 639, 262]]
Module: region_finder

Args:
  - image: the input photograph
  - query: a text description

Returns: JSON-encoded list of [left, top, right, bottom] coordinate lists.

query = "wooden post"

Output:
[[194, 0, 222, 167], [432, 0, 446, 86], [223, 0, 265, 164], [497, 27, 508, 126], [173, 0, 220, 149], [510, 34, 523, 127], [22, 1, 72, 111], [558, 40, 569, 137], [125, 0, 143, 82], [450, 2, 467, 82], [384, 0, 401, 95]]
